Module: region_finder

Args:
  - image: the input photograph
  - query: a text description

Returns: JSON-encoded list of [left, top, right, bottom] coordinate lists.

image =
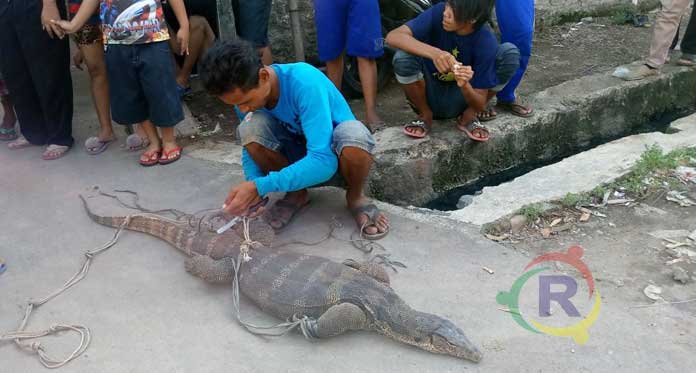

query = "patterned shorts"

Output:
[[72, 24, 103, 45]]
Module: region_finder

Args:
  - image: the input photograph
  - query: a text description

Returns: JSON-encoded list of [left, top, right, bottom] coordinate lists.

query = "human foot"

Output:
[[403, 112, 433, 138], [477, 107, 498, 122], [457, 117, 490, 142], [139, 143, 162, 167], [159, 141, 183, 165], [348, 197, 389, 240], [265, 192, 310, 230], [42, 144, 71, 160], [84, 133, 116, 155], [8, 136, 32, 149], [495, 100, 533, 118], [365, 111, 385, 132]]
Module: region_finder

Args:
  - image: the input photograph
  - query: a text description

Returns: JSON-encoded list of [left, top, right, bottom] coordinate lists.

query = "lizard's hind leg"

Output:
[[308, 303, 368, 339]]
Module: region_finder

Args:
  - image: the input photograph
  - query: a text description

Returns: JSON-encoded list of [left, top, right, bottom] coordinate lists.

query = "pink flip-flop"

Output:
[[85, 136, 116, 155], [42, 144, 71, 160], [7, 136, 32, 150]]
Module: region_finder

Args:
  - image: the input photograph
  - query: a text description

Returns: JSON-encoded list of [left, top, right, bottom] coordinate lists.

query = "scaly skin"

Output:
[[80, 196, 483, 362]]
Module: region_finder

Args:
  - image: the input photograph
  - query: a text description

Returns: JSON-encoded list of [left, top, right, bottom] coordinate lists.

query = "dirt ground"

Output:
[[185, 10, 691, 138], [493, 185, 696, 320]]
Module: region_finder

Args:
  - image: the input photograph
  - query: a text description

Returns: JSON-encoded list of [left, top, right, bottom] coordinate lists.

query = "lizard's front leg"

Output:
[[184, 254, 235, 283]]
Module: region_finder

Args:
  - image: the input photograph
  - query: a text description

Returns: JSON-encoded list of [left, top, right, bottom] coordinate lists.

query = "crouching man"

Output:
[[199, 40, 389, 239], [386, 0, 520, 140]]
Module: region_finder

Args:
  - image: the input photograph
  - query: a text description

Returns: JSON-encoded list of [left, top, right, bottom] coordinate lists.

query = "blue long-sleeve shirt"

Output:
[[239, 63, 356, 196]]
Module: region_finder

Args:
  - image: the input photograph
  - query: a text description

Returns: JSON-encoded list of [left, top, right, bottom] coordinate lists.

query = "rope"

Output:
[[228, 217, 318, 339], [0, 215, 133, 369], [272, 215, 386, 254]]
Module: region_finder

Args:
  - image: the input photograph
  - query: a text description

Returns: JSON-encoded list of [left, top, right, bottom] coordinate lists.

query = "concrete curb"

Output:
[[366, 63, 696, 207]]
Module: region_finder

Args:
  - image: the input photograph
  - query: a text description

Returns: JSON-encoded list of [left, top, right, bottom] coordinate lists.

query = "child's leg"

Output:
[[80, 41, 114, 141], [160, 126, 178, 153], [1, 91, 16, 129], [325, 54, 345, 89], [346, 0, 384, 126], [140, 119, 161, 151], [357, 57, 382, 126], [392, 50, 433, 136]]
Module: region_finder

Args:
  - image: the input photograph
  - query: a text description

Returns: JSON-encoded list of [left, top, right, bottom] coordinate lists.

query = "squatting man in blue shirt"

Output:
[[199, 40, 390, 240]]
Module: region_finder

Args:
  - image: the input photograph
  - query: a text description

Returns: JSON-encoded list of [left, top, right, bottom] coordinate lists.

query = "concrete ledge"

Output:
[[450, 113, 696, 226], [367, 63, 696, 206]]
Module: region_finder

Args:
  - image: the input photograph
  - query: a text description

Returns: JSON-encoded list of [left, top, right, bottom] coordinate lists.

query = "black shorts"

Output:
[[104, 42, 184, 127]]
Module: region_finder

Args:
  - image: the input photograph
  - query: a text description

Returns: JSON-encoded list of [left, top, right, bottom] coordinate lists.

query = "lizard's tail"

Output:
[[79, 194, 198, 255]]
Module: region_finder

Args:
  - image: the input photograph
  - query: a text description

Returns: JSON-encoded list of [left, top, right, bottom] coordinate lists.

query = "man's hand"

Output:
[[177, 26, 190, 56], [42, 1, 65, 39], [453, 63, 474, 88], [222, 181, 261, 217], [430, 49, 458, 74], [73, 49, 84, 70]]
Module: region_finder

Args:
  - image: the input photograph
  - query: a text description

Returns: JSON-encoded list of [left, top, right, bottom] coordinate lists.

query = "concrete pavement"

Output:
[[1, 69, 694, 372]]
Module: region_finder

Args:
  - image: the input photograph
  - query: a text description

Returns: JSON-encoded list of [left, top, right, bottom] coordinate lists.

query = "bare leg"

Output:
[[326, 54, 345, 89], [80, 43, 114, 142], [1, 94, 16, 129], [357, 57, 382, 126], [400, 79, 433, 137], [170, 16, 215, 88], [245, 143, 309, 228], [339, 147, 389, 235], [258, 46, 273, 65], [140, 120, 162, 155], [160, 127, 179, 153]]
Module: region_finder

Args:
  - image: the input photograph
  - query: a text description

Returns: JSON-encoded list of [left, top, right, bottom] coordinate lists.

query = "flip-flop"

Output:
[[265, 199, 311, 231], [457, 118, 490, 142], [159, 146, 183, 165], [677, 54, 696, 66], [8, 136, 33, 150], [84, 136, 115, 155], [42, 144, 70, 160], [495, 101, 534, 118], [403, 120, 430, 139], [126, 134, 150, 152], [0, 126, 17, 141], [350, 203, 389, 240], [477, 106, 498, 122], [139, 149, 161, 167]]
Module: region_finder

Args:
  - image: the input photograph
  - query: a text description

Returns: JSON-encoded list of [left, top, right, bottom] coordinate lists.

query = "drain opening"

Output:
[[424, 108, 695, 211]]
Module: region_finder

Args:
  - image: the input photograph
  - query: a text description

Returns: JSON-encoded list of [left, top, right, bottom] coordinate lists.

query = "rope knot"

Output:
[[84, 252, 94, 259], [30, 342, 42, 351]]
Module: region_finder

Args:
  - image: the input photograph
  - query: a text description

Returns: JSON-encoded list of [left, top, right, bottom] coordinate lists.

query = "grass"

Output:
[[612, 145, 696, 196], [519, 203, 545, 221], [560, 192, 591, 208]]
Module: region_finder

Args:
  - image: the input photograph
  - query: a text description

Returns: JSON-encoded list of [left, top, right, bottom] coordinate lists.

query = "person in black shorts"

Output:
[[232, 0, 274, 64]]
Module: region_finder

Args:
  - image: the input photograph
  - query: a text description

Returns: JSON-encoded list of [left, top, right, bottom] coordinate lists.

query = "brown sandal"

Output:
[[496, 101, 534, 118]]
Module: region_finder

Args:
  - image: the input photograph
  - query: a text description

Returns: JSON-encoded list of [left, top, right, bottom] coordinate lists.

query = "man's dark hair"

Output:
[[446, 0, 494, 26], [199, 39, 263, 96]]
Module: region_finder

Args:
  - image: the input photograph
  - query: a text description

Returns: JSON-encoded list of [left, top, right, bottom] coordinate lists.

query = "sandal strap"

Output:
[[404, 120, 428, 130]]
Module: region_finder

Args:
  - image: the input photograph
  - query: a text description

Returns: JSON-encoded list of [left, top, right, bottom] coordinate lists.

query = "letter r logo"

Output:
[[539, 275, 581, 317]]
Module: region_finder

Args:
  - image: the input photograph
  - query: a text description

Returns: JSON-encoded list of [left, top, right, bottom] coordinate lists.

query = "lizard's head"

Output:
[[427, 318, 483, 363]]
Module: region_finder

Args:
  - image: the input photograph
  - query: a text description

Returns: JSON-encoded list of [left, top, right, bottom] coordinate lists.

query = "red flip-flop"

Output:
[[159, 146, 183, 165], [140, 149, 161, 167], [457, 118, 490, 142]]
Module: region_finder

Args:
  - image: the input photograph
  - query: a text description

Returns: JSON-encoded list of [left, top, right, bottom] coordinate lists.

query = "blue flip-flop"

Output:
[[84, 136, 116, 155]]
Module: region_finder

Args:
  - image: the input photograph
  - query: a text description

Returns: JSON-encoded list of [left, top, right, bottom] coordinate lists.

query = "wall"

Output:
[[266, 0, 660, 63]]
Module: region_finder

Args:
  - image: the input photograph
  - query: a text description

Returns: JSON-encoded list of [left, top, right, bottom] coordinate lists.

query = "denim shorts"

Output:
[[104, 42, 184, 127], [314, 0, 384, 61], [237, 111, 376, 164], [392, 42, 520, 119], [232, 0, 273, 48]]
